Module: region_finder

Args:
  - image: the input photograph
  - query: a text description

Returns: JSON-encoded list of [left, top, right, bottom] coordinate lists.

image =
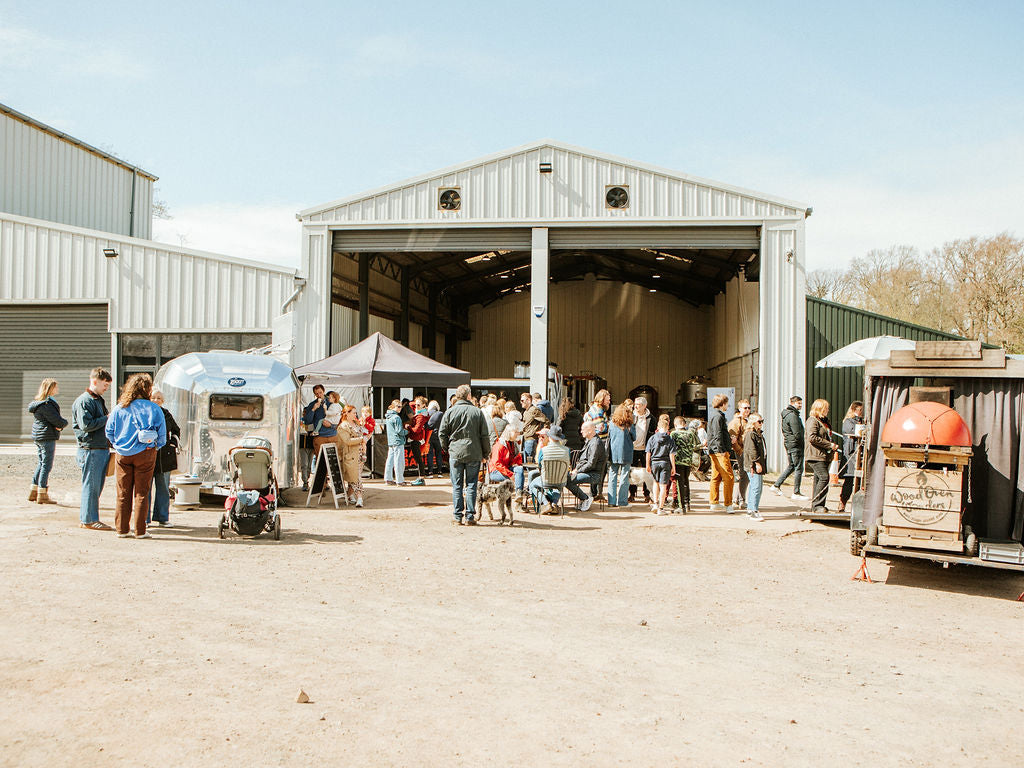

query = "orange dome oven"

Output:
[[876, 402, 976, 555]]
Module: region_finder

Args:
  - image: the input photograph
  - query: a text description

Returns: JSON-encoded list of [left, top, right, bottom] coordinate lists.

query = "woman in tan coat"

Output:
[[337, 405, 365, 507]]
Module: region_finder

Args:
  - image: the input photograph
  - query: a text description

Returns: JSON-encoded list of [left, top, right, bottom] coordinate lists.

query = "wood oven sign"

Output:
[[886, 469, 958, 526]]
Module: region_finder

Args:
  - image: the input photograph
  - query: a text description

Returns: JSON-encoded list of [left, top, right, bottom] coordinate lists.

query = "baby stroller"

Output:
[[220, 436, 281, 540]]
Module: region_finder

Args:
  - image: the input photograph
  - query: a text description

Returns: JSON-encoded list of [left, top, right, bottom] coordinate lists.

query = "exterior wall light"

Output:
[[539, 162, 553, 173], [103, 248, 118, 258]]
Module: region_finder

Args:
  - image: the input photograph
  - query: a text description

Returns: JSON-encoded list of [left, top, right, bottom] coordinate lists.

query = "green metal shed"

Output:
[[805, 296, 967, 414]]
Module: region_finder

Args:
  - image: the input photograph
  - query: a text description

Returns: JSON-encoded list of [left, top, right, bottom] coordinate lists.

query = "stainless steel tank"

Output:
[[154, 351, 299, 492]]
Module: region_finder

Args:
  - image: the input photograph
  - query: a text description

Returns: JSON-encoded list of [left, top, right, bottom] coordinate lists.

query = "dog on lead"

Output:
[[478, 478, 515, 525]]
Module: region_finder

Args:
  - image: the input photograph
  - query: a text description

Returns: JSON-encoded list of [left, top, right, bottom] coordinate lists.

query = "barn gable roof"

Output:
[[297, 139, 808, 224]]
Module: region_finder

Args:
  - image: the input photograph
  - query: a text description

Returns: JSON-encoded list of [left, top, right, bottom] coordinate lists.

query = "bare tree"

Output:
[[152, 187, 172, 220]]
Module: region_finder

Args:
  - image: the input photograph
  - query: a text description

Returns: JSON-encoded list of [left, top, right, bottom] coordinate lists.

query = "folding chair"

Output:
[[536, 455, 570, 516]]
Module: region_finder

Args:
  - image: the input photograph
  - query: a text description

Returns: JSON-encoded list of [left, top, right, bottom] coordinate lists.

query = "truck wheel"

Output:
[[850, 529, 865, 557], [964, 530, 978, 557]]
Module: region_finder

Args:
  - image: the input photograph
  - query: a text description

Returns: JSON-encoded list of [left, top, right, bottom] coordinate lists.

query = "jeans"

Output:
[[733, 462, 749, 506], [33, 439, 57, 487], [709, 452, 735, 506], [566, 471, 597, 501], [522, 438, 537, 462], [489, 465, 524, 491], [427, 433, 444, 474], [149, 470, 171, 524], [747, 472, 764, 512], [607, 462, 631, 506], [384, 444, 405, 483], [529, 474, 561, 506], [808, 460, 830, 510], [76, 447, 108, 524], [450, 461, 480, 521], [299, 445, 313, 486], [775, 448, 804, 494]]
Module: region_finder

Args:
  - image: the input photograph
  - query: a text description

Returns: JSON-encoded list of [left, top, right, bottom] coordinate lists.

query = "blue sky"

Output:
[[2, 1, 1022, 269]]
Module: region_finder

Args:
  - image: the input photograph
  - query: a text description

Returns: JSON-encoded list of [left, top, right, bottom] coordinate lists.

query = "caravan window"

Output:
[[210, 394, 264, 421]]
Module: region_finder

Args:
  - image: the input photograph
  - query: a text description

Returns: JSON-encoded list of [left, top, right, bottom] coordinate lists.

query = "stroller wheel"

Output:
[[273, 515, 281, 541], [218, 518, 226, 539]]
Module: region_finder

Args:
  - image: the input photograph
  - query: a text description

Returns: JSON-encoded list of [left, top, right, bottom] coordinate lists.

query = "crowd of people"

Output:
[[28, 370, 865, 532]]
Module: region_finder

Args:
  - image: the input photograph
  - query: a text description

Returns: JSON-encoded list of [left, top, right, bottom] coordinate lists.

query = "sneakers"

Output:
[[579, 495, 593, 513], [655, 507, 668, 515], [748, 510, 764, 521], [117, 532, 132, 538], [710, 503, 726, 511], [791, 492, 809, 500], [80, 521, 113, 531], [156, 521, 173, 528], [136, 532, 153, 539], [410, 478, 425, 487], [385, 481, 396, 486], [724, 506, 736, 514], [772, 485, 784, 496], [465, 517, 477, 526], [355, 498, 364, 508]]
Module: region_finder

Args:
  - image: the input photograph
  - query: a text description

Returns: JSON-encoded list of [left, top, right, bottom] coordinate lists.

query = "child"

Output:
[[669, 416, 696, 513], [743, 412, 768, 521], [313, 391, 343, 436], [383, 399, 407, 486], [645, 413, 675, 515], [359, 405, 375, 479]]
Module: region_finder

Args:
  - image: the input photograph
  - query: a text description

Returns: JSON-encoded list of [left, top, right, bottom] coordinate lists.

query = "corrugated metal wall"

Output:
[[806, 296, 965, 413], [1, 110, 154, 239], [0, 211, 295, 333], [302, 142, 802, 224], [463, 277, 711, 402], [329, 304, 396, 353]]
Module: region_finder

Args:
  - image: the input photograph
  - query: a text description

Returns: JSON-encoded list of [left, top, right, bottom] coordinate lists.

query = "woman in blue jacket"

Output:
[[27, 378, 68, 505], [105, 374, 166, 539], [606, 403, 636, 508], [383, 399, 408, 486]]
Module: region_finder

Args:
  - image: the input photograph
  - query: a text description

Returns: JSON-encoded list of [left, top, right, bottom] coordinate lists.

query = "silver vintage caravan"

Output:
[[155, 352, 299, 493]]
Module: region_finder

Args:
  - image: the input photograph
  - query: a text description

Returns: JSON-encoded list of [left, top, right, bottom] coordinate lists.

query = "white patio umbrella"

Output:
[[815, 335, 917, 368]]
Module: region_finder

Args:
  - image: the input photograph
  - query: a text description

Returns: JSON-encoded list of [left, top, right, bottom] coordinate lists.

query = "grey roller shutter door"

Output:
[[333, 227, 533, 252], [548, 226, 760, 249], [0, 304, 110, 441]]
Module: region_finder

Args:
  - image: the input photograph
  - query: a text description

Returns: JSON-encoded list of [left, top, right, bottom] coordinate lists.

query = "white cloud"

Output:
[[0, 24, 149, 80], [151, 204, 301, 269]]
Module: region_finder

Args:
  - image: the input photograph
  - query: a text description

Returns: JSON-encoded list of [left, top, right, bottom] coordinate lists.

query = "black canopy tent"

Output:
[[294, 332, 471, 388], [295, 334, 470, 477]]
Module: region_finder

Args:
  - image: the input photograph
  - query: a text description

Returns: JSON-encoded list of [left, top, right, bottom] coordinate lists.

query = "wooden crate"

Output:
[[879, 464, 966, 553]]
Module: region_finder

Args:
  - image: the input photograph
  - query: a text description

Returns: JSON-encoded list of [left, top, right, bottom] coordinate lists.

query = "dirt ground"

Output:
[[1, 453, 1023, 767]]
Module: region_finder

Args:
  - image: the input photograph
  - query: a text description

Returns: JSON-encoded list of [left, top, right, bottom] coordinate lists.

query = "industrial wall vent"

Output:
[[438, 188, 462, 211], [605, 185, 629, 209]]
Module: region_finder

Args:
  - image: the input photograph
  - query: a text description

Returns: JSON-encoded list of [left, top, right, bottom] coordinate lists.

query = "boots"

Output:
[[36, 488, 57, 505], [28, 485, 38, 502]]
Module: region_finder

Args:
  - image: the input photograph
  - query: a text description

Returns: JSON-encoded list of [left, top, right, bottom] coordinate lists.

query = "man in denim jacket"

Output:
[[71, 367, 114, 531]]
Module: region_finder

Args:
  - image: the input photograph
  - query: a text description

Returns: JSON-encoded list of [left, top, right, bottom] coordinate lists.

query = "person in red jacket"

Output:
[[406, 396, 430, 485], [487, 425, 524, 493]]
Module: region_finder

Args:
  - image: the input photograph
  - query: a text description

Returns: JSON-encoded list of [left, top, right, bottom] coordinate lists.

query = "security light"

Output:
[[102, 248, 118, 258], [539, 162, 553, 173]]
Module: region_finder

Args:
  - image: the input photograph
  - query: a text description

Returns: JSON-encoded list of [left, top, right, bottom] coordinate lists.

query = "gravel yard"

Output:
[[1, 455, 1022, 767]]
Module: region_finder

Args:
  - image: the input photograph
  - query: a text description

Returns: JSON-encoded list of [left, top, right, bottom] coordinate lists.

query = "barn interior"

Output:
[[328, 231, 762, 415]]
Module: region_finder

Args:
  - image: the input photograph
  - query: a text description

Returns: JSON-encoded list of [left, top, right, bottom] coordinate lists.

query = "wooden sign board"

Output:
[[306, 442, 348, 508]]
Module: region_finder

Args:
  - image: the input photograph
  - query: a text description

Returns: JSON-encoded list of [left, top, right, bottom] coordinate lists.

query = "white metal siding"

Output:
[[329, 304, 397, 354], [464, 277, 712, 402], [758, 222, 806, 472], [1, 111, 154, 239], [302, 143, 804, 224], [0, 211, 295, 334]]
